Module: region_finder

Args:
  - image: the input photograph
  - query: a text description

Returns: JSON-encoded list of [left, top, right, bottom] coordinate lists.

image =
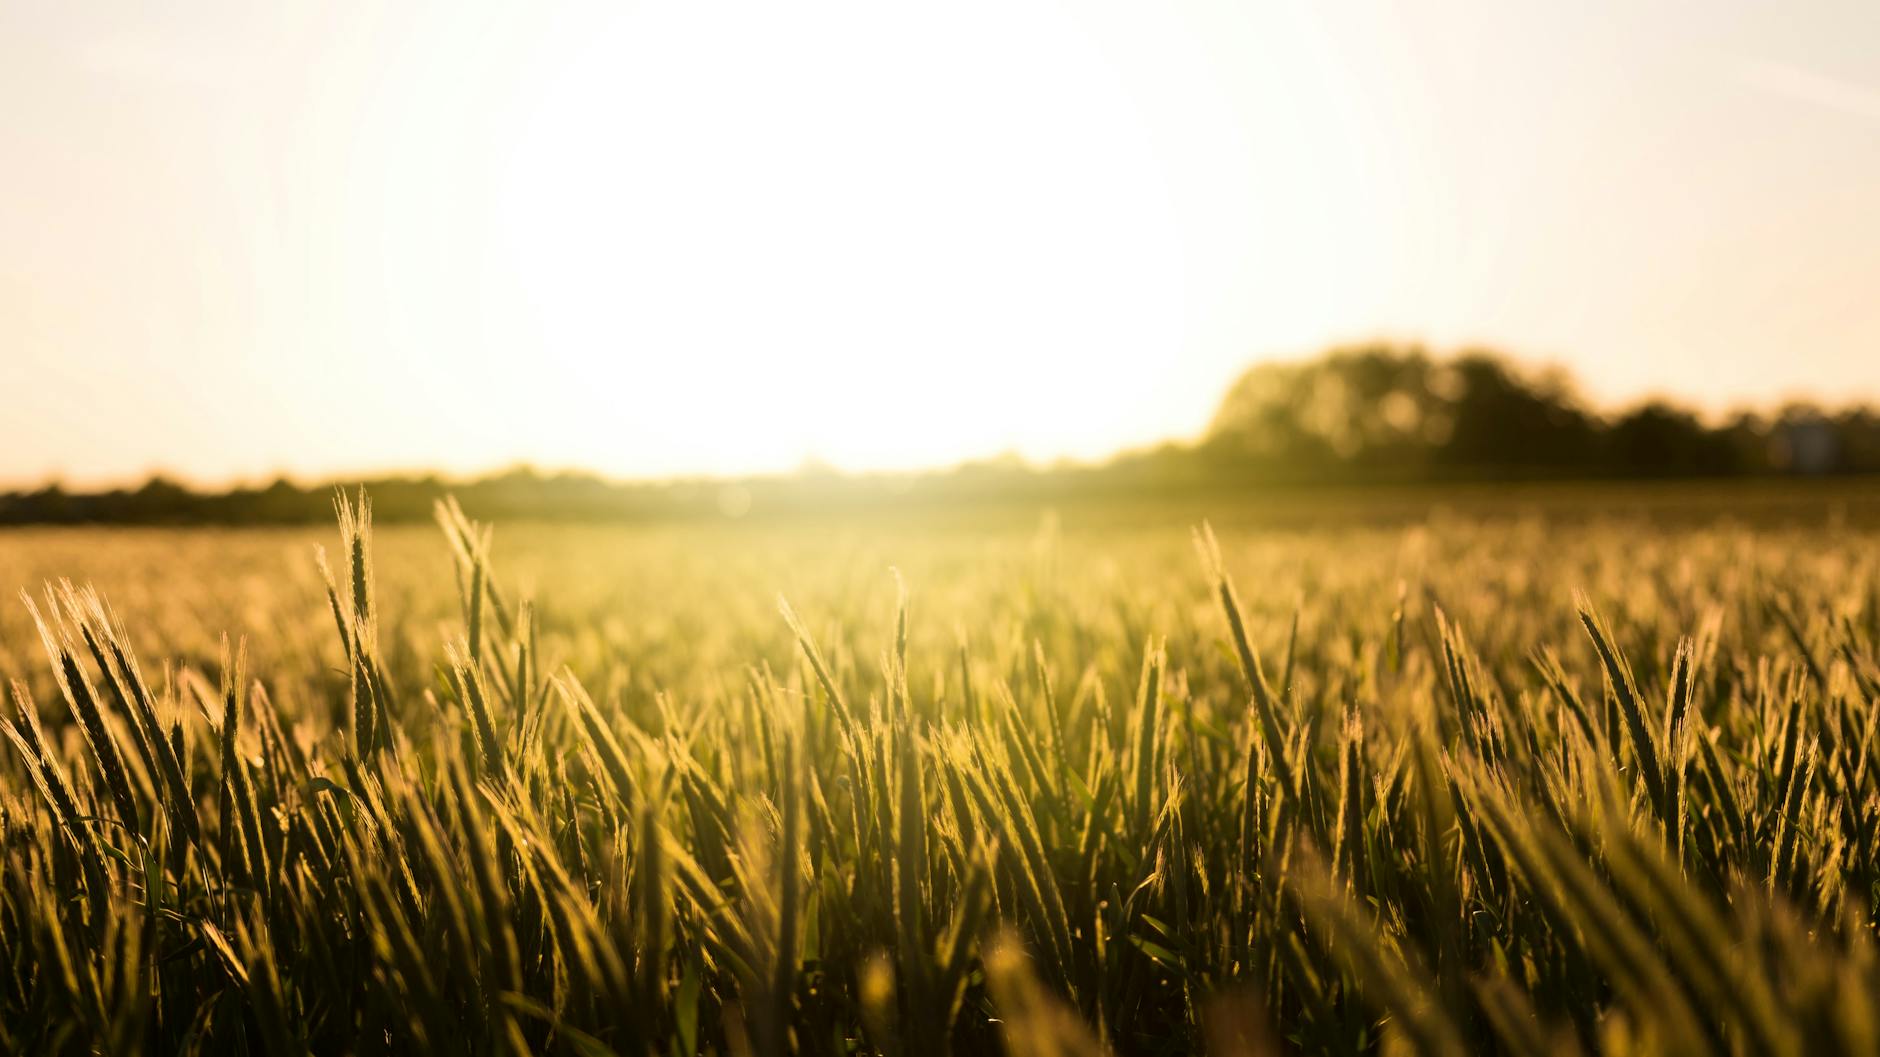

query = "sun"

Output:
[[492, 0, 1189, 477]]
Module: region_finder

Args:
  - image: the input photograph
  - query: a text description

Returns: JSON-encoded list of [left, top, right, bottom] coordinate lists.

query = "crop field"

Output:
[[2, 487, 1879, 1055]]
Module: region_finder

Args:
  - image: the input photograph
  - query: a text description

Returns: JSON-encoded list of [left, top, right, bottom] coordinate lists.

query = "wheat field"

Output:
[[2, 491, 1878, 1055]]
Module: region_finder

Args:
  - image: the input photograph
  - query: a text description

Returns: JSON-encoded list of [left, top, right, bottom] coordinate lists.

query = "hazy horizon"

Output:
[[5, 0, 1879, 490], [8, 338, 1880, 494]]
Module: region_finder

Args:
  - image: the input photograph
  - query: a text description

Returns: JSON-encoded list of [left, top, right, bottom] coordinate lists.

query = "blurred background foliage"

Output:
[[5, 344, 1878, 525]]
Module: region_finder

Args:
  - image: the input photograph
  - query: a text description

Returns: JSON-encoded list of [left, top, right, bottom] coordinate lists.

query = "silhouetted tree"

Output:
[[1435, 354, 1598, 470]]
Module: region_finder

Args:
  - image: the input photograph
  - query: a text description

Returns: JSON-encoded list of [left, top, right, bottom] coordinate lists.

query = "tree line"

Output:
[[1192, 344, 1875, 478], [3, 343, 1875, 524]]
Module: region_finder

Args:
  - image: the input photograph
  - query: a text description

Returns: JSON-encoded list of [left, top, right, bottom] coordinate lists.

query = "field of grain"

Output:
[[2, 489, 1879, 1055]]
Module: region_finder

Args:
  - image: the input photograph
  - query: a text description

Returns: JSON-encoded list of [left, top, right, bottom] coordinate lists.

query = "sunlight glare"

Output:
[[496, 0, 1189, 476]]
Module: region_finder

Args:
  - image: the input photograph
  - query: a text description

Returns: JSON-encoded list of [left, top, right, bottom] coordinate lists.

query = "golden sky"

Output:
[[3, 1, 1878, 487]]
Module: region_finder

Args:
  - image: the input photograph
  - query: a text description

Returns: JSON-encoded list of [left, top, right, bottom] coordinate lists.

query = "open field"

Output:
[[3, 482, 1880, 1054]]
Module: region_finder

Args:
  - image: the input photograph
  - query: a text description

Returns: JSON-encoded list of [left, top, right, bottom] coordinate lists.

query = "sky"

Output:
[[2, 0, 1878, 488]]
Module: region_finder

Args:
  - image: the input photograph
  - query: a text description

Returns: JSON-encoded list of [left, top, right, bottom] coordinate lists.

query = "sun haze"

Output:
[[3, 0, 1878, 487]]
